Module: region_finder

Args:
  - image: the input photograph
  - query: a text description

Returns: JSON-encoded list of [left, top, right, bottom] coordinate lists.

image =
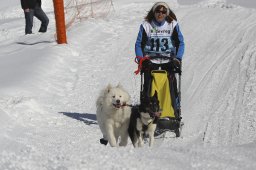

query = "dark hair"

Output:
[[144, 5, 177, 23]]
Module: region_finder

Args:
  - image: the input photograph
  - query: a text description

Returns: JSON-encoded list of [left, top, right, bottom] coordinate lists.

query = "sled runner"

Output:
[[135, 55, 183, 138]]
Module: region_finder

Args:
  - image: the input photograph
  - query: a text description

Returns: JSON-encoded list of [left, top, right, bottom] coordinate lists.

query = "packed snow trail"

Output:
[[0, 0, 256, 169], [180, 5, 256, 146]]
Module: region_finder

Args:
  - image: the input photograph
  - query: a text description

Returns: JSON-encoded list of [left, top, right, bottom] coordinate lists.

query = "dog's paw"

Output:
[[119, 141, 128, 147], [100, 138, 108, 145]]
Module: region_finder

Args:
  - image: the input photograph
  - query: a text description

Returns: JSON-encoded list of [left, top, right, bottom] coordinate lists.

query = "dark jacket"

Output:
[[20, 0, 41, 9]]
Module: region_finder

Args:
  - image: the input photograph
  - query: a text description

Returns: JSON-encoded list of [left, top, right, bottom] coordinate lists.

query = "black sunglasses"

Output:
[[155, 9, 167, 14]]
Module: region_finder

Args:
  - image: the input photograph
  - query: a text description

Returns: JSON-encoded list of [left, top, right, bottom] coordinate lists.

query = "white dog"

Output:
[[96, 84, 131, 147]]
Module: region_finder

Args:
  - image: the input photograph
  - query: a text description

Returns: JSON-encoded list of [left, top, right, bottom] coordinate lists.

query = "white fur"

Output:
[[96, 84, 131, 147], [135, 112, 157, 147]]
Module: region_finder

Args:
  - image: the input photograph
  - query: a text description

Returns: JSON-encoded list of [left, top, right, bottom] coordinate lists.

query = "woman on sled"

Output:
[[134, 2, 185, 137]]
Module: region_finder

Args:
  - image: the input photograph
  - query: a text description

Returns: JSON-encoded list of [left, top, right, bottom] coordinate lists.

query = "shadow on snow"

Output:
[[59, 112, 97, 125]]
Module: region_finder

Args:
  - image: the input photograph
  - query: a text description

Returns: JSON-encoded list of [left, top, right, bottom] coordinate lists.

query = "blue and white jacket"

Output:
[[135, 19, 185, 61]]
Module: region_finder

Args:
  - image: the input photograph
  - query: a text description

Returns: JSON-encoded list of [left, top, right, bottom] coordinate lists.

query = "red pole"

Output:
[[53, 0, 67, 44]]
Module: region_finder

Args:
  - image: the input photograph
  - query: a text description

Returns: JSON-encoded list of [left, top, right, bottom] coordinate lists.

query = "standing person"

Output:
[[20, 0, 49, 34], [134, 2, 185, 133]]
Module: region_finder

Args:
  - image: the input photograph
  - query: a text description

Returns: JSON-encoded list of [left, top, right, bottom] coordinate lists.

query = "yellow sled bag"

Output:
[[150, 70, 175, 118]]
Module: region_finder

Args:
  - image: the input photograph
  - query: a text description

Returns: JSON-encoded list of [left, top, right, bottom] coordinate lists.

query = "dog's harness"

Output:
[[131, 105, 161, 139], [142, 121, 153, 131], [141, 113, 159, 139]]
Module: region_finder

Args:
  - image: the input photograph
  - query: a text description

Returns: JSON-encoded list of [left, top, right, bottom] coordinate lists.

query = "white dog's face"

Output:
[[105, 84, 130, 109]]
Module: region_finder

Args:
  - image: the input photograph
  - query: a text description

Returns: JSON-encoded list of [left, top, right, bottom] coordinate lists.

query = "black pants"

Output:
[[24, 3, 49, 34]]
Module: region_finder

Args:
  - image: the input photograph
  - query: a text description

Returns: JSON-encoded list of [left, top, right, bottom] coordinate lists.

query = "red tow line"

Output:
[[134, 56, 150, 75]]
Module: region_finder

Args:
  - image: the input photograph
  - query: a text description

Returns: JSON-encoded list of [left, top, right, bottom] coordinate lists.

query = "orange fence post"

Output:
[[53, 0, 67, 44]]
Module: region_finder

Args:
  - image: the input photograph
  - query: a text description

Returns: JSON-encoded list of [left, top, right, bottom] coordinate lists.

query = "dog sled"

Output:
[[135, 54, 184, 138]]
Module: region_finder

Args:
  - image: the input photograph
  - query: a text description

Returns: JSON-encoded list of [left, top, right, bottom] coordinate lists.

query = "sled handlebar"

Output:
[[135, 56, 176, 63], [148, 56, 182, 75], [134, 56, 182, 75], [147, 56, 174, 61]]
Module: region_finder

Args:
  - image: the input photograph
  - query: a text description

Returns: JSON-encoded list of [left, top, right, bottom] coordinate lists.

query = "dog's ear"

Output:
[[116, 83, 123, 89], [106, 84, 112, 93], [153, 90, 158, 98]]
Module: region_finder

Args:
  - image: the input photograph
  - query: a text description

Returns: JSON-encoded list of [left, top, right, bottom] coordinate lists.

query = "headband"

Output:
[[152, 2, 170, 15]]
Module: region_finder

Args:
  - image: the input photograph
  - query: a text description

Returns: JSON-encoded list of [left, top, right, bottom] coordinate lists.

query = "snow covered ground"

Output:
[[0, 0, 256, 169], [179, 0, 256, 8]]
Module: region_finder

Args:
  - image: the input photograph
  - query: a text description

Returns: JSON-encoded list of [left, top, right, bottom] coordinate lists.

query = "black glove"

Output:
[[142, 59, 151, 69], [172, 58, 181, 68]]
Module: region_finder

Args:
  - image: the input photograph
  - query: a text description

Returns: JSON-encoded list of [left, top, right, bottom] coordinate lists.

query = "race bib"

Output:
[[142, 21, 177, 56], [145, 36, 174, 53]]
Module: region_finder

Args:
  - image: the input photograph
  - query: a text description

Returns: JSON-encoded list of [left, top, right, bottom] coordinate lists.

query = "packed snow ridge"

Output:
[[198, 0, 238, 8]]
